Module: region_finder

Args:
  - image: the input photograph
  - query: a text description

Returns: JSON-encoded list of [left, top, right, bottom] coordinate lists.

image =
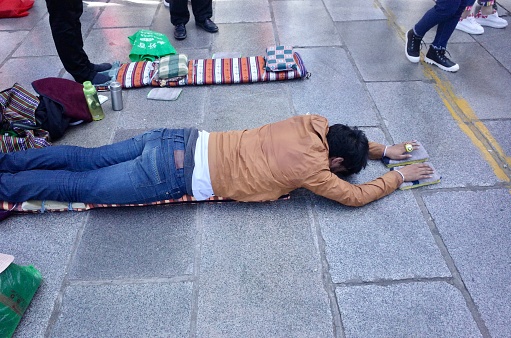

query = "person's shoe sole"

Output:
[[405, 30, 420, 63], [475, 18, 508, 28], [455, 22, 484, 34], [424, 56, 459, 72]]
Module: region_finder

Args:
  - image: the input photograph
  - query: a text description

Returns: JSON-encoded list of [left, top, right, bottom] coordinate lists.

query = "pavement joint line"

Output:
[[189, 204, 204, 337], [44, 212, 90, 337], [307, 198, 345, 338], [424, 66, 511, 182], [416, 195, 492, 337], [333, 276, 453, 288], [375, 0, 511, 184], [66, 275, 195, 286]]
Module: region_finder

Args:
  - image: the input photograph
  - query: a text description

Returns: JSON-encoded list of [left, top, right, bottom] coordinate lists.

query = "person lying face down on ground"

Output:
[[0, 114, 433, 207]]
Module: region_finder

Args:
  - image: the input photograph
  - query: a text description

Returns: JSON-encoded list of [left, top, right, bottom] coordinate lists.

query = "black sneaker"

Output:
[[424, 46, 459, 72], [174, 24, 187, 40], [405, 29, 423, 63]]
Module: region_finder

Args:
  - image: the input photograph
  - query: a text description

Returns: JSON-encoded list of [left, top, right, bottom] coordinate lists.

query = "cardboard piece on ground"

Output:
[[147, 88, 182, 101], [382, 141, 429, 168], [0, 253, 14, 273], [392, 162, 441, 190]]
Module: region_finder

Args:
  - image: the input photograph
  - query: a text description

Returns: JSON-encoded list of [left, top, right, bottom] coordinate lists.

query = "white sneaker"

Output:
[[456, 15, 485, 34], [163, 0, 169, 7], [475, 12, 509, 28]]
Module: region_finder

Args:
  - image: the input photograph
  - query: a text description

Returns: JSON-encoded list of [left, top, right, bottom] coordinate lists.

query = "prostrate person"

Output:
[[45, 0, 112, 84], [0, 115, 433, 207]]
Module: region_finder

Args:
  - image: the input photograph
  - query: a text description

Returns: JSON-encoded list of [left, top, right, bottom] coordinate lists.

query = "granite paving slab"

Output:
[[0, 56, 63, 91], [336, 282, 481, 337], [472, 20, 511, 73], [117, 85, 207, 130], [94, 1, 158, 28], [424, 189, 511, 337], [211, 22, 275, 57], [485, 120, 511, 159], [197, 201, 332, 337], [215, 0, 271, 23], [272, 1, 341, 47], [84, 27, 146, 65], [0, 31, 27, 65], [50, 282, 193, 337], [68, 206, 197, 279], [202, 82, 293, 131], [0, 212, 86, 337], [324, 0, 387, 22], [313, 190, 450, 283], [335, 20, 425, 82], [289, 47, 379, 127], [0, 0, 47, 31], [12, 4, 101, 58], [367, 81, 500, 188], [434, 43, 511, 120]]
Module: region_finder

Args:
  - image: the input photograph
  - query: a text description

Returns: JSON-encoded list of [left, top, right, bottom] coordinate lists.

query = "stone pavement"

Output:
[[1, 0, 510, 336]]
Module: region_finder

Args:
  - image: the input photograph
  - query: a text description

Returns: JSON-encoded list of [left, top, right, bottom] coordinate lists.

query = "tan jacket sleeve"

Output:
[[303, 170, 403, 207], [368, 142, 385, 160]]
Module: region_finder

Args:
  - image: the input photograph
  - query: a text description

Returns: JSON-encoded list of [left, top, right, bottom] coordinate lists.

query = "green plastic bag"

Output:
[[128, 29, 176, 62], [0, 263, 42, 338]]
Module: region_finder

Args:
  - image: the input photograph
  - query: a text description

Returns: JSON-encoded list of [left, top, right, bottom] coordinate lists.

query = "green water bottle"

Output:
[[83, 81, 105, 121]]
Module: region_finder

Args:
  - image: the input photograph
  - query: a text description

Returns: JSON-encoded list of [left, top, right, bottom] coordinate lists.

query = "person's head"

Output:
[[326, 124, 369, 176]]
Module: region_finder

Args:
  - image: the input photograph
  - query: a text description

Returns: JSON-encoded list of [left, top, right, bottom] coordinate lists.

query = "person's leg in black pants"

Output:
[[169, 0, 217, 40], [45, 0, 110, 84]]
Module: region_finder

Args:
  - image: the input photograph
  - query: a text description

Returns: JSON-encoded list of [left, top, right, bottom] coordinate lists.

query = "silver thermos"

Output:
[[109, 81, 123, 111]]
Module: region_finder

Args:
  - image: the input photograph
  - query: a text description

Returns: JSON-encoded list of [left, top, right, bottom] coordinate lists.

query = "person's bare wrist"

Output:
[[395, 169, 405, 182]]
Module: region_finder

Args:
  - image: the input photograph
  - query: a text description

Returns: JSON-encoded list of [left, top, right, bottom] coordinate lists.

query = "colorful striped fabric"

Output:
[[115, 61, 155, 88], [153, 52, 307, 87], [0, 195, 291, 214], [0, 83, 51, 153]]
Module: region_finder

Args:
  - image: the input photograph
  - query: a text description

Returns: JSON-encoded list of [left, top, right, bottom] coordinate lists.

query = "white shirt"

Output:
[[191, 131, 215, 200]]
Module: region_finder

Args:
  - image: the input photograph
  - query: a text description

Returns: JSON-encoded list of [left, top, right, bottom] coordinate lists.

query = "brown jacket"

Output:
[[208, 115, 402, 207]]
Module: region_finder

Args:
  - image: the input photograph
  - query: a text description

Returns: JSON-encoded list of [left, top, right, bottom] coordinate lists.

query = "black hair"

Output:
[[326, 124, 369, 175]]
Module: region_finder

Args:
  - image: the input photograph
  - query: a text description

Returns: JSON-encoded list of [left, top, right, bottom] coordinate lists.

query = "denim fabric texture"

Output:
[[0, 129, 187, 204], [414, 0, 472, 49]]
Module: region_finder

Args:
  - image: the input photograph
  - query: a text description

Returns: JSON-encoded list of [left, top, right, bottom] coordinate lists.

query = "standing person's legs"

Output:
[[190, 0, 212, 23], [475, 0, 508, 28], [192, 0, 217, 32], [414, 0, 464, 39], [169, 0, 190, 39], [406, 0, 462, 63], [169, 0, 190, 26], [46, 0, 93, 83], [431, 0, 468, 49]]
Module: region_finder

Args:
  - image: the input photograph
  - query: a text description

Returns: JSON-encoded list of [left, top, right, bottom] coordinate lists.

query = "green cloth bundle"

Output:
[[128, 29, 176, 62], [158, 54, 189, 79], [0, 262, 42, 338]]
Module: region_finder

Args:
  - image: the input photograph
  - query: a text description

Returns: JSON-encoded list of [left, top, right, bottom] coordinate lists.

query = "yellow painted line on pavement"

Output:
[[423, 67, 510, 182], [376, 1, 510, 183]]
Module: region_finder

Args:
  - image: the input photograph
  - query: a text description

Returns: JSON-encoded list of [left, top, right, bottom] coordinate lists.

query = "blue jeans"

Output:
[[414, 0, 471, 49], [0, 129, 186, 204]]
